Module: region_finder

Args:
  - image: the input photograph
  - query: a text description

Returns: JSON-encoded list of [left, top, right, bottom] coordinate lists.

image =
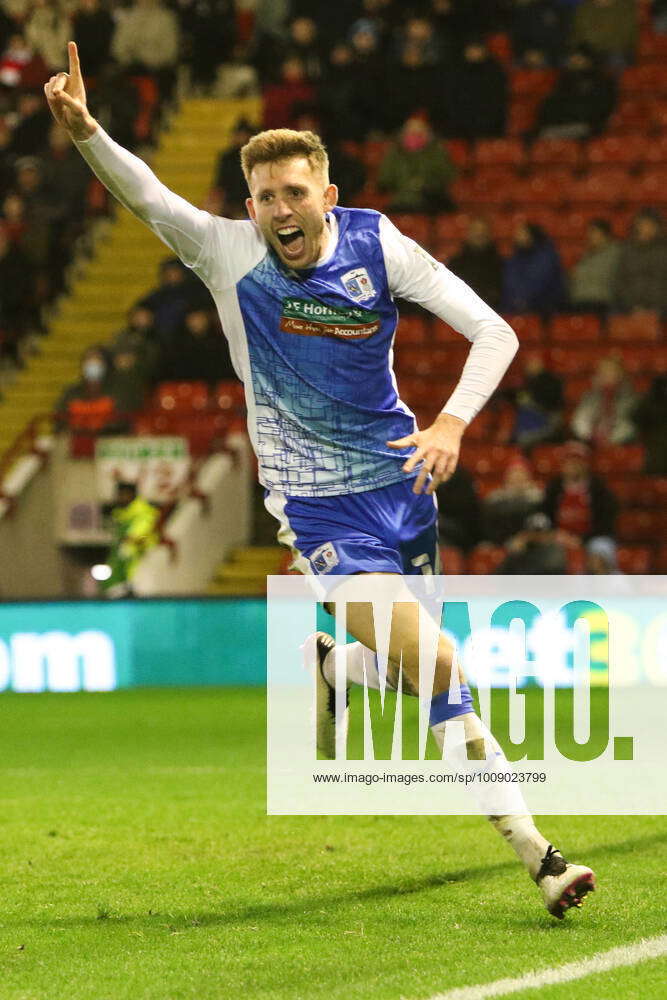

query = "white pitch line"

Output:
[[426, 935, 667, 1000]]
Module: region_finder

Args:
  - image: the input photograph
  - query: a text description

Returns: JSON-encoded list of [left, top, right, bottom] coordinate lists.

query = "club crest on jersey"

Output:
[[342, 267, 376, 302], [310, 542, 339, 574]]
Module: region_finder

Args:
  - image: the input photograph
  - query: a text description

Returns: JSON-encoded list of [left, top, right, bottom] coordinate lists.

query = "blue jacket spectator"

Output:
[[501, 222, 566, 315]]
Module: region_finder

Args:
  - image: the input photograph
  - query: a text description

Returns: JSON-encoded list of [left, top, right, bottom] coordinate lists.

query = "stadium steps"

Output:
[[0, 96, 260, 464], [208, 545, 285, 596]]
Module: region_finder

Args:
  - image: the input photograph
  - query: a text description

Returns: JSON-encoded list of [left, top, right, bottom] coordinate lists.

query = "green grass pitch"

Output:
[[0, 688, 664, 1000]]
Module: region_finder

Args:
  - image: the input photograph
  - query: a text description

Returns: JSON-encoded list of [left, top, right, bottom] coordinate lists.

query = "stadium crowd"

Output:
[[1, 0, 665, 572]]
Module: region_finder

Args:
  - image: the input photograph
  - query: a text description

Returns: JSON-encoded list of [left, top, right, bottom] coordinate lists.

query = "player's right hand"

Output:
[[44, 41, 97, 141]]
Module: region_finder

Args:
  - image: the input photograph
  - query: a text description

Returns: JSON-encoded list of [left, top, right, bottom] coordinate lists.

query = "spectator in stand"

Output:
[[348, 19, 386, 128], [109, 346, 149, 417], [92, 64, 141, 151], [2, 190, 47, 276], [571, 356, 637, 446], [262, 57, 315, 131], [584, 536, 623, 574], [24, 0, 69, 74], [569, 218, 621, 314], [612, 209, 667, 315], [655, 0, 667, 33], [318, 43, 375, 143], [177, 0, 235, 93], [435, 465, 481, 552], [543, 440, 618, 541], [378, 114, 456, 213], [535, 45, 616, 140], [13, 157, 51, 286], [112, 305, 161, 384], [502, 222, 566, 316], [10, 90, 52, 157], [326, 137, 367, 205], [0, 222, 34, 364], [55, 345, 120, 434], [385, 43, 438, 133], [394, 15, 444, 67], [139, 258, 206, 346], [42, 123, 90, 270], [101, 480, 160, 598], [572, 0, 638, 68], [73, 0, 115, 79], [284, 17, 323, 83], [0, 118, 15, 199], [632, 375, 667, 475], [448, 217, 503, 309], [483, 456, 545, 544], [510, 0, 571, 67], [443, 39, 508, 140], [111, 0, 180, 103], [496, 512, 568, 574], [513, 352, 564, 448], [160, 308, 236, 383], [214, 118, 256, 218], [0, 32, 46, 91]]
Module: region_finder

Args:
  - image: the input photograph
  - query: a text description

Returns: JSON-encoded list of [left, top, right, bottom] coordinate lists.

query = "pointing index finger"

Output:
[[68, 40, 81, 79]]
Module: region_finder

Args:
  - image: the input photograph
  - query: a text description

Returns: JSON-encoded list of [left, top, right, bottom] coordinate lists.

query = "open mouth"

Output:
[[276, 226, 305, 257]]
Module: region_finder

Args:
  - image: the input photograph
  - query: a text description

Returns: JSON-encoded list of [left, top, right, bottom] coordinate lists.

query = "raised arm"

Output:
[[381, 215, 519, 493], [44, 42, 211, 272]]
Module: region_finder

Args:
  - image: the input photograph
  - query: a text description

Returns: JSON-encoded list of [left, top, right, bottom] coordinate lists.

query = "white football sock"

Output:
[[430, 712, 550, 879], [322, 642, 396, 692]]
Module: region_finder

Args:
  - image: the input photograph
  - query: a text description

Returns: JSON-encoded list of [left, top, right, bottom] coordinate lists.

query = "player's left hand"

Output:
[[387, 412, 466, 495]]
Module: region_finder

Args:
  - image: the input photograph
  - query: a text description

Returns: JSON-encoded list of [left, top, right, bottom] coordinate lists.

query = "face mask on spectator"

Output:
[[83, 359, 106, 382], [402, 131, 429, 152]]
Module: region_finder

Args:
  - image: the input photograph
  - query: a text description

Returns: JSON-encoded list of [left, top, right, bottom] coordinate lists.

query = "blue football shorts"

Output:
[[265, 477, 440, 576]]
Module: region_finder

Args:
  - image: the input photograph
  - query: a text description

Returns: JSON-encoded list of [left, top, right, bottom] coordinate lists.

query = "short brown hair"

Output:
[[240, 128, 329, 187]]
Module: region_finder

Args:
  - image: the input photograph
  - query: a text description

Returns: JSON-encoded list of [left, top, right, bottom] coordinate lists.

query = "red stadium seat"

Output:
[[434, 212, 473, 242], [461, 444, 523, 476], [567, 169, 627, 203], [529, 139, 584, 170], [621, 64, 667, 94], [214, 380, 245, 412], [508, 98, 539, 136], [643, 134, 667, 163], [531, 444, 564, 476], [608, 98, 653, 133], [549, 345, 600, 375], [567, 547, 586, 574], [609, 311, 662, 341], [617, 546, 652, 574], [468, 544, 506, 574], [503, 314, 543, 343], [616, 510, 664, 543], [439, 546, 466, 574], [511, 68, 557, 97], [549, 314, 602, 343], [563, 375, 591, 405], [586, 135, 650, 169], [557, 241, 584, 270], [656, 545, 667, 573], [388, 213, 432, 247], [593, 445, 646, 474], [155, 381, 210, 413], [446, 140, 470, 169], [624, 168, 667, 203], [361, 139, 391, 169], [397, 315, 429, 344], [521, 172, 572, 205], [475, 138, 525, 168], [613, 344, 667, 373]]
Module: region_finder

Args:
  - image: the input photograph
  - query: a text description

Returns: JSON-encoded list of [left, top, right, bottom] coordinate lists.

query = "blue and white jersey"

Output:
[[76, 128, 518, 498]]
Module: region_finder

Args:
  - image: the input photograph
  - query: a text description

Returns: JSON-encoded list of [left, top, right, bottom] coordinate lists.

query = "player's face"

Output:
[[246, 157, 338, 269]]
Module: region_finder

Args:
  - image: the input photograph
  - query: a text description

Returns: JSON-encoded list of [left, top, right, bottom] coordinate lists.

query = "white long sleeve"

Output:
[[379, 215, 519, 424], [74, 126, 264, 291]]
